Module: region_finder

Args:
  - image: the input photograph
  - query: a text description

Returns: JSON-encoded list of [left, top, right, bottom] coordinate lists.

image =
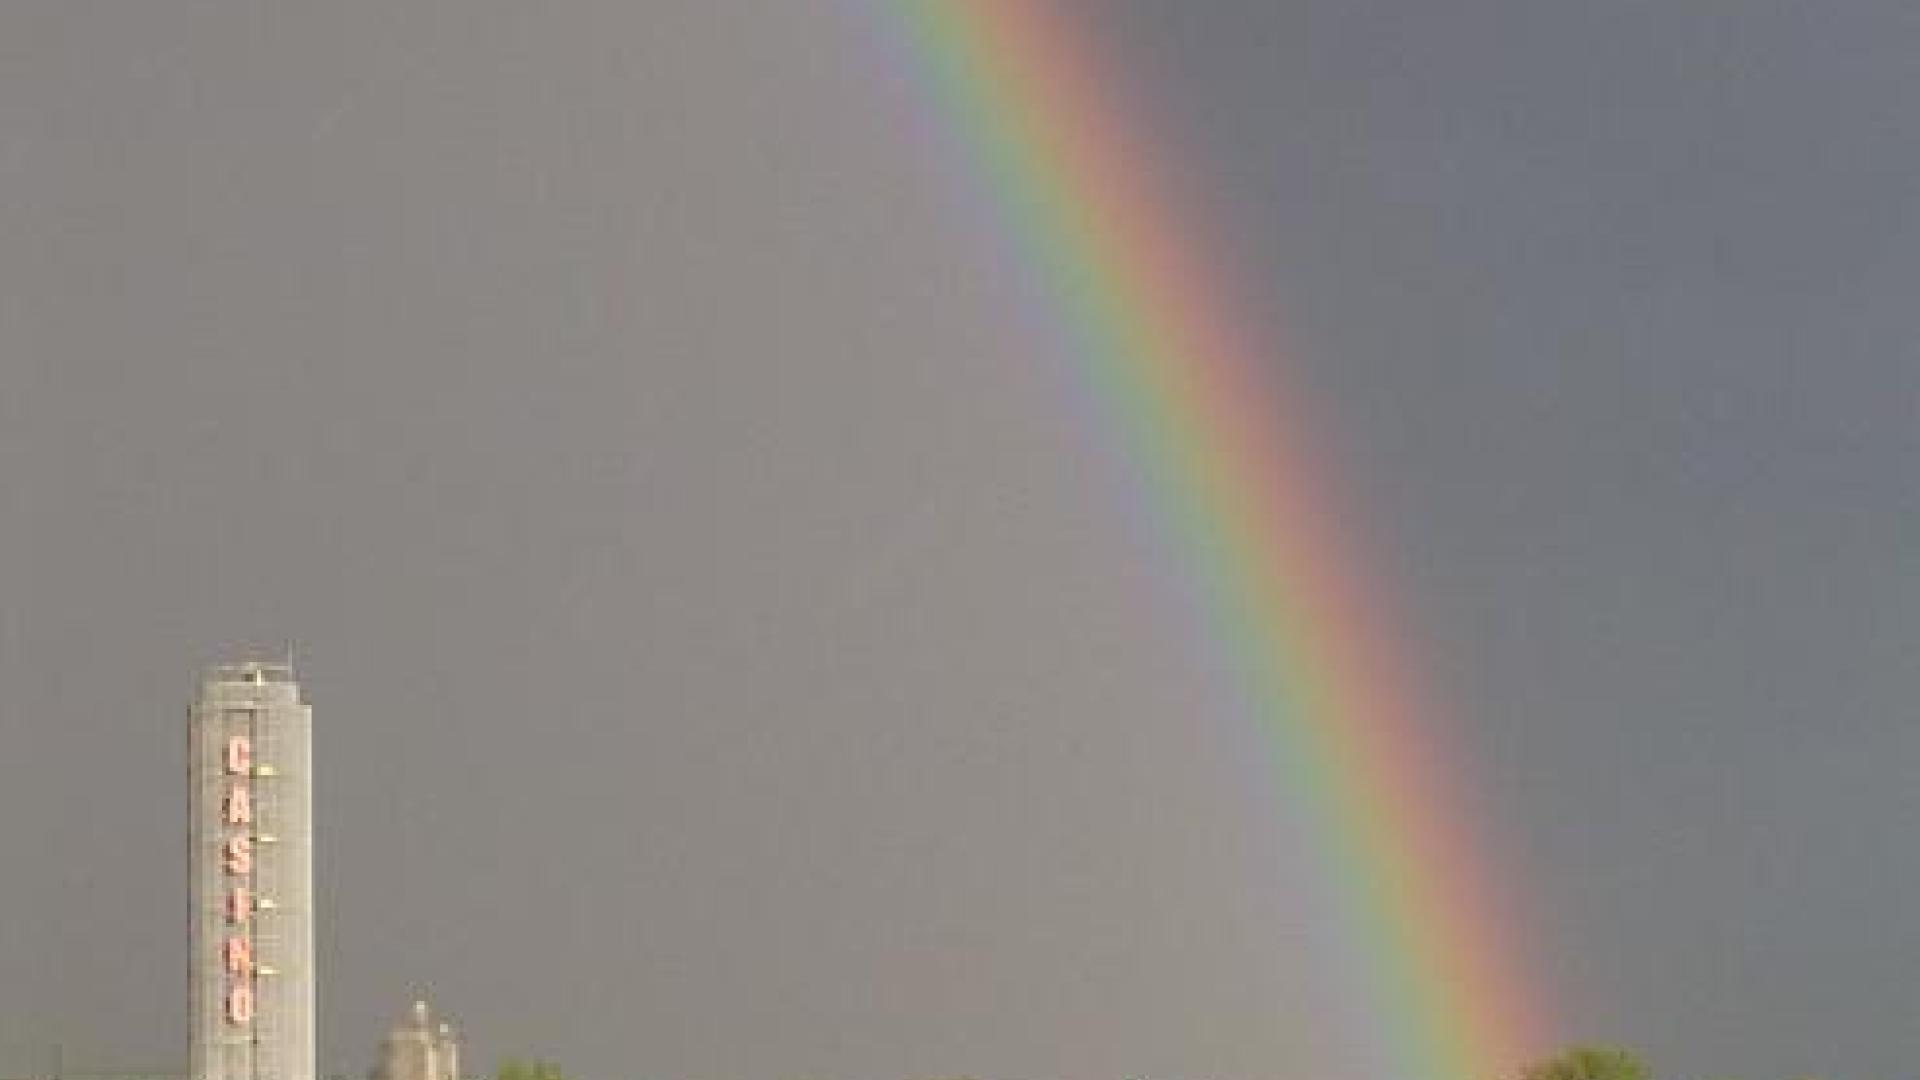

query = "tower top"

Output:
[[205, 660, 297, 685]]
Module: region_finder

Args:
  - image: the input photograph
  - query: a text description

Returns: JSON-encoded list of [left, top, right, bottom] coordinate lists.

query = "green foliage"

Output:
[[494, 1058, 567, 1080], [1515, 1045, 1652, 1080]]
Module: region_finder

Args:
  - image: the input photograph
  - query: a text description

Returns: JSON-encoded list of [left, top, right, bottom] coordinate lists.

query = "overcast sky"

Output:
[[2, 4, 1917, 1080]]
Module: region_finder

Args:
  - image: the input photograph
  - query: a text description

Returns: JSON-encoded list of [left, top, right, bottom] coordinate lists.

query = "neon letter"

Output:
[[225, 886, 252, 925], [223, 784, 252, 826], [225, 983, 254, 1025], [225, 734, 252, 776], [223, 935, 253, 977], [222, 835, 252, 876]]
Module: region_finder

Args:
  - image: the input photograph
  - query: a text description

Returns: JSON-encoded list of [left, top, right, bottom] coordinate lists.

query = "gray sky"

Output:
[[1, 4, 1916, 1080]]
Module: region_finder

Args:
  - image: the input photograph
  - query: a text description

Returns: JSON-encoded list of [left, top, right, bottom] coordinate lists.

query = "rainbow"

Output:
[[871, 3, 1552, 1077]]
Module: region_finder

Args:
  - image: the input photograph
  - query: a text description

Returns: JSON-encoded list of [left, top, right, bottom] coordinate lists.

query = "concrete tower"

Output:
[[190, 662, 314, 1080]]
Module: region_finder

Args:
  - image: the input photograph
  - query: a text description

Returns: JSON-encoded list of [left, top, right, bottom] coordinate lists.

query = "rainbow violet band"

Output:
[[876, 3, 1552, 1077]]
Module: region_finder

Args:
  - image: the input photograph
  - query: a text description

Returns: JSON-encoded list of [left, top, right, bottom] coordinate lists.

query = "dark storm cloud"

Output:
[[1, 4, 1916, 1080], [1095, 4, 1920, 1078]]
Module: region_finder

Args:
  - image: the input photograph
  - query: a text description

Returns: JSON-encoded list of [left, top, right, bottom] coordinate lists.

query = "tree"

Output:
[[494, 1058, 568, 1080], [1515, 1045, 1652, 1080]]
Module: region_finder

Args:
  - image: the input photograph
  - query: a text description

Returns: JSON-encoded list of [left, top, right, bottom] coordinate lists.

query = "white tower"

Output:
[[189, 662, 315, 1080]]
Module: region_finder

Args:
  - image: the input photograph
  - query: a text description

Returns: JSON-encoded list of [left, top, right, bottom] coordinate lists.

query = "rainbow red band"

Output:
[[878, 3, 1552, 1076]]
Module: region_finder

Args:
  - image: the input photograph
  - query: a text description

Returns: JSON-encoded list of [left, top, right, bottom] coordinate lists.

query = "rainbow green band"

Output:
[[879, 3, 1552, 1077]]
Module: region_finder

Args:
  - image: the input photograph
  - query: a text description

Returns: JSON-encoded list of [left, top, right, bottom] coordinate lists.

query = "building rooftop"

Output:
[[205, 660, 298, 685]]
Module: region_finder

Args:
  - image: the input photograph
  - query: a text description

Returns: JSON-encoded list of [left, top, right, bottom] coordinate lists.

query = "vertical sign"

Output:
[[222, 724, 255, 1027]]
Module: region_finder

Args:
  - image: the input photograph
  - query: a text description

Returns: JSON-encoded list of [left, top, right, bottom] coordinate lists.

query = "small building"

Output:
[[370, 1001, 459, 1080]]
